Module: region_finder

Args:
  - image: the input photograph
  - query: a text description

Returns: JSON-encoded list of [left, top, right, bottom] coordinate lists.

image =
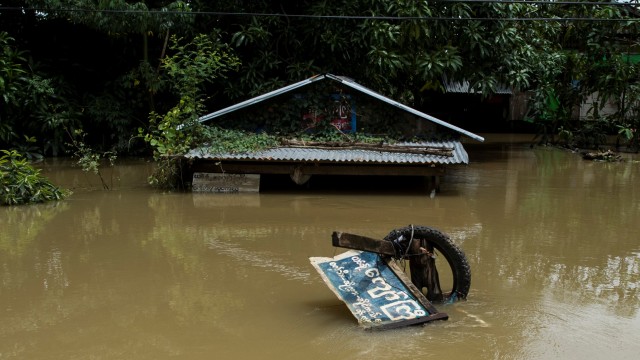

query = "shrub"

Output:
[[0, 150, 70, 205]]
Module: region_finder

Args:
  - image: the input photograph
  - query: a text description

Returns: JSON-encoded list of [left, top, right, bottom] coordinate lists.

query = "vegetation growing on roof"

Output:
[[197, 125, 397, 154], [199, 126, 280, 154]]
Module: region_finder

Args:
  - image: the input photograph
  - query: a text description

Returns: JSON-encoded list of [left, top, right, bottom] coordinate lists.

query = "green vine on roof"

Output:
[[199, 126, 280, 154], [198, 124, 398, 154]]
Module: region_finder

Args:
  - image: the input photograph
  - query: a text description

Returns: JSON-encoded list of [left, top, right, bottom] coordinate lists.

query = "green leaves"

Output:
[[367, 46, 406, 76], [29, 1, 195, 38], [0, 150, 70, 205], [162, 34, 240, 98], [200, 126, 279, 155], [138, 34, 240, 188], [67, 129, 117, 190], [231, 18, 271, 47], [0, 32, 27, 106], [143, 33, 240, 157], [2, 0, 636, 156], [417, 45, 462, 80], [617, 125, 635, 141]]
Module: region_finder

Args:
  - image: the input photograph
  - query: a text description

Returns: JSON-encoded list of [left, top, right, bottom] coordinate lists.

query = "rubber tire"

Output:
[[384, 225, 471, 303]]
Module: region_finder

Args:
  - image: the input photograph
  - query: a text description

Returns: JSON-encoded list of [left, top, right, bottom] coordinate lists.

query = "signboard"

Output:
[[192, 173, 260, 193], [310, 250, 447, 330]]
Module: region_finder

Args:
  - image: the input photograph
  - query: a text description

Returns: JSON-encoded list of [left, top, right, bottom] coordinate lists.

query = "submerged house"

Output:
[[422, 75, 522, 132], [182, 73, 484, 192]]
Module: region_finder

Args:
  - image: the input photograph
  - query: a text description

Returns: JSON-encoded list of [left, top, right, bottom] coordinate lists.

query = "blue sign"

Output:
[[310, 250, 435, 329]]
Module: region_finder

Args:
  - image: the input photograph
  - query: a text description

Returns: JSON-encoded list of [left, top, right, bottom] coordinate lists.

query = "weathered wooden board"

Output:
[[310, 250, 447, 330], [332, 231, 397, 256], [192, 172, 259, 193]]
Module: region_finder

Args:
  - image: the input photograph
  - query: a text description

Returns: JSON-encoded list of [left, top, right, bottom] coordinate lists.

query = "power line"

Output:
[[433, 0, 638, 4], [1, 5, 640, 22]]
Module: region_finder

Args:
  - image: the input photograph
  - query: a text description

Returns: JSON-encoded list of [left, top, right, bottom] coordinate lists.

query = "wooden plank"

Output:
[[310, 250, 447, 330], [409, 239, 444, 302], [192, 172, 260, 193], [385, 258, 443, 317], [331, 231, 398, 257]]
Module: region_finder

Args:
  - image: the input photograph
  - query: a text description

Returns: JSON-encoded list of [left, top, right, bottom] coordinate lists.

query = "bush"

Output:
[[0, 150, 70, 205]]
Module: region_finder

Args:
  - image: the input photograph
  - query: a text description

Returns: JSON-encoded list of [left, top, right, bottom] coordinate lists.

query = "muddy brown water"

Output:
[[1, 139, 639, 359]]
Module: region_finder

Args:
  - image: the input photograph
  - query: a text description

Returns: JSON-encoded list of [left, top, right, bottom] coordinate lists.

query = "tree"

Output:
[[2, 0, 639, 155], [526, 2, 640, 148], [0, 31, 77, 155], [3, 1, 199, 153], [203, 1, 560, 109], [140, 34, 240, 188]]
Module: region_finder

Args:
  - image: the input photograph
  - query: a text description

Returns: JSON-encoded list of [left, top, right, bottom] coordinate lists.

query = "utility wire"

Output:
[[1, 4, 639, 22], [432, 0, 638, 4]]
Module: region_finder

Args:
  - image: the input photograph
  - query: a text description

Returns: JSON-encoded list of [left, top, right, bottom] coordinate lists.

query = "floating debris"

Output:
[[582, 150, 622, 162]]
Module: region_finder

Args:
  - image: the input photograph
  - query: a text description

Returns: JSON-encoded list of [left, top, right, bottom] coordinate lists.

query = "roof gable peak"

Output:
[[192, 73, 484, 142]]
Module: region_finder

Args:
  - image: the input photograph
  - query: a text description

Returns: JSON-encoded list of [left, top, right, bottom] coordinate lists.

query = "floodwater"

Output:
[[1, 138, 639, 360]]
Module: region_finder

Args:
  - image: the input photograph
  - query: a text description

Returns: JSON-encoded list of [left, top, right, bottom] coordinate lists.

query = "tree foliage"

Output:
[[0, 150, 70, 205], [0, 0, 639, 155], [206, 1, 554, 102], [139, 34, 240, 188], [2, 1, 198, 154], [538, 2, 640, 149]]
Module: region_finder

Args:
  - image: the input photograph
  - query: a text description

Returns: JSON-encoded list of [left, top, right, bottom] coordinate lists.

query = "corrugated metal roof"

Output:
[[443, 75, 512, 95], [185, 141, 469, 165], [187, 73, 484, 142], [324, 74, 484, 142]]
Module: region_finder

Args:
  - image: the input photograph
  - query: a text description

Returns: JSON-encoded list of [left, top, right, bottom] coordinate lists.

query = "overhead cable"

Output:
[[0, 4, 639, 22]]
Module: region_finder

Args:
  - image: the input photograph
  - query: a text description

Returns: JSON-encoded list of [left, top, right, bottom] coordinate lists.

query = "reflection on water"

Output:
[[0, 145, 639, 359]]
